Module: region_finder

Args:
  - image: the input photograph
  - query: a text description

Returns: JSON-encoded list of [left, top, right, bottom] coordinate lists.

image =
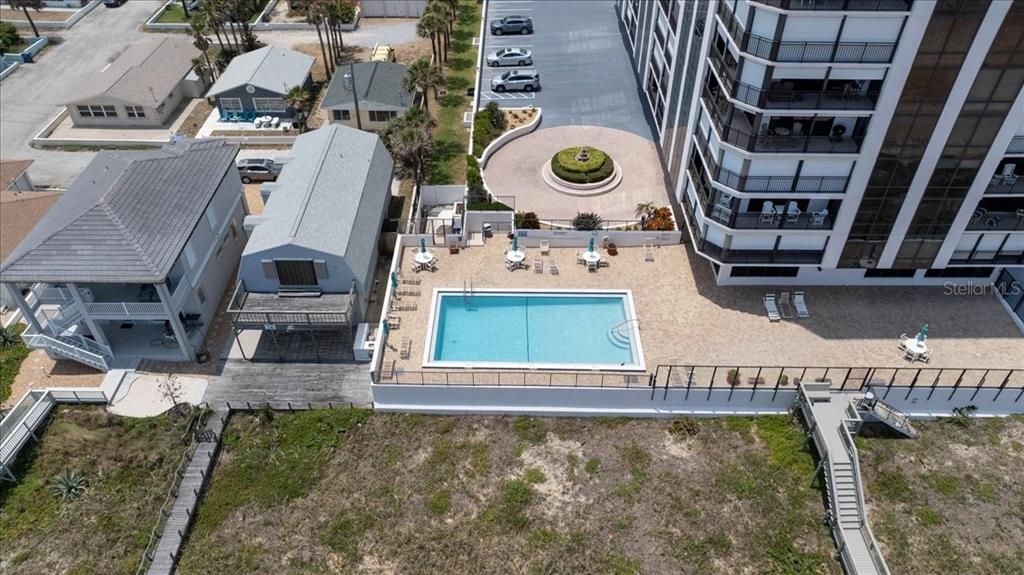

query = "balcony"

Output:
[[985, 162, 1024, 195], [950, 249, 1024, 265], [717, 1, 897, 63], [681, 199, 826, 264], [966, 208, 1024, 232], [1007, 136, 1024, 155], [752, 0, 913, 10], [693, 130, 850, 193], [702, 86, 865, 154]]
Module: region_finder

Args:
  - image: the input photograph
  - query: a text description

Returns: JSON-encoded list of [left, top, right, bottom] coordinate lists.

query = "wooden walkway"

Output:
[[204, 360, 373, 408], [147, 410, 228, 575]]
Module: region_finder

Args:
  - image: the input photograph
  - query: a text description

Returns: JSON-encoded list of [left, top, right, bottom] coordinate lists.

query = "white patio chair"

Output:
[[576, 251, 584, 264], [763, 294, 781, 322], [548, 258, 559, 275], [779, 291, 794, 319], [760, 203, 776, 225], [897, 333, 908, 350], [811, 209, 828, 227], [539, 240, 550, 255], [505, 259, 516, 271], [587, 260, 598, 272], [1001, 163, 1017, 186], [794, 291, 809, 318], [786, 201, 801, 224], [533, 257, 543, 273]]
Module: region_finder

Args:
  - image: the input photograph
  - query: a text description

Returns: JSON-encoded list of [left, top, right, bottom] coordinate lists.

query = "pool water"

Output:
[[431, 293, 638, 367]]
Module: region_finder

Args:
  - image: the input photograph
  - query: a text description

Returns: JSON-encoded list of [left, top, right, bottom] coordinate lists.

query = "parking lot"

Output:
[[479, 0, 654, 140]]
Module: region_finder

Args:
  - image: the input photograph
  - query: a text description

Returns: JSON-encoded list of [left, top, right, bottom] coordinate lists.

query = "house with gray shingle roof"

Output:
[[66, 37, 204, 128], [0, 139, 246, 370], [321, 62, 415, 131], [230, 124, 394, 332], [206, 45, 314, 121]]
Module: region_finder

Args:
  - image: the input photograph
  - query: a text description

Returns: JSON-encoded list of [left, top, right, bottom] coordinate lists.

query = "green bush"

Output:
[[466, 154, 487, 203], [550, 147, 615, 184], [572, 212, 604, 231], [515, 211, 540, 229], [0, 21, 21, 54], [485, 101, 506, 131], [338, 3, 356, 23], [471, 104, 508, 157], [467, 201, 513, 211]]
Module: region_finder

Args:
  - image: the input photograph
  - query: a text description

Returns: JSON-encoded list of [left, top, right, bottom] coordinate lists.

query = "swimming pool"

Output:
[[424, 289, 644, 370]]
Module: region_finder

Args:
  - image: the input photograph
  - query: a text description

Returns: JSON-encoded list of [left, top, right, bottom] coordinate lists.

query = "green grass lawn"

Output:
[[157, 0, 271, 25], [1, 325, 29, 404], [178, 411, 838, 574], [0, 406, 195, 574], [427, 0, 481, 185], [858, 416, 1024, 575]]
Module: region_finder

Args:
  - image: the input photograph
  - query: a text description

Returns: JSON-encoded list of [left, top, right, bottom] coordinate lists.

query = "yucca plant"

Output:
[[52, 470, 88, 501], [0, 325, 21, 348]]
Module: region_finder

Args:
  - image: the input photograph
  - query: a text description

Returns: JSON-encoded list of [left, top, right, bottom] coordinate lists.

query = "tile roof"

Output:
[[206, 45, 314, 98], [321, 62, 414, 109], [0, 191, 62, 263], [67, 37, 198, 107], [0, 160, 34, 191], [0, 139, 238, 285]]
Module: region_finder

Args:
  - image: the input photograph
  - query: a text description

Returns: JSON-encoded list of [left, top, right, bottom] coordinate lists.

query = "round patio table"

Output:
[[582, 250, 602, 265], [506, 250, 527, 264]]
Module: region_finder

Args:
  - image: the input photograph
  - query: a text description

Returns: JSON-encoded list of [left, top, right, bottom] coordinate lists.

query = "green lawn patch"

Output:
[[0, 406, 193, 575], [1, 324, 29, 404], [155, 3, 190, 24]]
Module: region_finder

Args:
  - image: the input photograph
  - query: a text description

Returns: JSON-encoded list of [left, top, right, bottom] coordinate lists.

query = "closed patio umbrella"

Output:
[[588, 236, 595, 253], [916, 323, 928, 344], [390, 271, 399, 289], [383, 318, 391, 336], [512, 235, 519, 252], [420, 238, 427, 253]]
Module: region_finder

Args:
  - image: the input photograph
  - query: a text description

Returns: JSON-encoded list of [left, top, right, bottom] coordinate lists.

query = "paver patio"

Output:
[[380, 240, 1024, 382], [483, 125, 671, 221]]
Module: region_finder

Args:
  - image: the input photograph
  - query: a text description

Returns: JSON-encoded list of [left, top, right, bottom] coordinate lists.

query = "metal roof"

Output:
[[66, 37, 198, 107], [242, 125, 394, 276], [206, 45, 314, 98], [321, 62, 414, 110], [0, 139, 238, 285]]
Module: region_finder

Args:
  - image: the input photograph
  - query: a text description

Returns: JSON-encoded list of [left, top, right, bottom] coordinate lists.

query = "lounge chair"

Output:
[[387, 313, 401, 329], [539, 240, 550, 255], [644, 238, 654, 262], [764, 294, 781, 322], [399, 337, 411, 359], [794, 291, 809, 318], [533, 257, 543, 273], [779, 291, 794, 319], [548, 258, 559, 275]]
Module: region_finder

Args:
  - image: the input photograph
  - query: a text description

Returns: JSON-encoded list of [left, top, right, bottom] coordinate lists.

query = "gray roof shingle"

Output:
[[67, 37, 198, 107], [243, 125, 394, 278], [206, 46, 314, 98], [0, 139, 239, 285], [321, 62, 414, 110]]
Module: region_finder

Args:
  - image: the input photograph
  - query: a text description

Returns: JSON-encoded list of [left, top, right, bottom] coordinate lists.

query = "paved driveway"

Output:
[[479, 0, 654, 140], [0, 1, 155, 187]]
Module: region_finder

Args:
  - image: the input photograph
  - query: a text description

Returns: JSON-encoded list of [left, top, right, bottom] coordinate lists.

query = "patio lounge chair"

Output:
[[644, 238, 655, 262], [778, 291, 795, 319], [1001, 163, 1017, 186], [763, 294, 781, 322], [399, 337, 411, 359], [539, 240, 550, 255], [534, 257, 543, 273], [794, 291, 809, 318], [548, 258, 559, 275], [387, 313, 401, 329]]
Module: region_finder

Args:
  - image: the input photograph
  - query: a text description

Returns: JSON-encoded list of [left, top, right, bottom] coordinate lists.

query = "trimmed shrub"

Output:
[[471, 104, 508, 157], [485, 101, 506, 131], [338, 3, 356, 23], [642, 207, 675, 231], [0, 22, 20, 54], [467, 201, 513, 212], [572, 212, 604, 231], [466, 155, 488, 203], [515, 211, 540, 229], [550, 147, 615, 184]]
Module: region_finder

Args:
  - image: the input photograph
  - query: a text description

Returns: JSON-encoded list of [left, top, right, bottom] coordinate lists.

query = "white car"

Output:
[[486, 47, 533, 67]]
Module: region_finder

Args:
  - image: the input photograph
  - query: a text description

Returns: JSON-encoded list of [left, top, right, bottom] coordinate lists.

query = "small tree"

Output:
[[485, 101, 506, 131], [158, 374, 184, 408], [403, 57, 445, 112], [572, 212, 604, 231], [8, 0, 43, 39], [0, 21, 22, 53], [515, 211, 540, 230], [283, 85, 313, 131]]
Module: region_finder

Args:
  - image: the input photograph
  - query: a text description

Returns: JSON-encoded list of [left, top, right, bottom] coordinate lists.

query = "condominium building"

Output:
[[620, 0, 1024, 285]]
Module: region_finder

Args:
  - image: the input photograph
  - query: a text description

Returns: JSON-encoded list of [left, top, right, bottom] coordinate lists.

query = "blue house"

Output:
[[205, 46, 314, 122]]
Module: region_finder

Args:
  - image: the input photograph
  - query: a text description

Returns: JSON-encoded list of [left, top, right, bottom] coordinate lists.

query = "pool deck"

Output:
[[379, 239, 1024, 383]]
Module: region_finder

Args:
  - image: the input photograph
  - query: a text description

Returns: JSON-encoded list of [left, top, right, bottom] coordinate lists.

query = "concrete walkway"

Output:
[[483, 125, 672, 221], [147, 410, 228, 575]]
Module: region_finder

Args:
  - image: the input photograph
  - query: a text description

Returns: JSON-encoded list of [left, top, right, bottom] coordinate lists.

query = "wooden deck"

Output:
[[205, 360, 373, 408], [232, 291, 354, 312]]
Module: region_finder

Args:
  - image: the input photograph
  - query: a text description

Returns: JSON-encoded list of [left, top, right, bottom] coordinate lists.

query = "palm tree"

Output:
[[383, 107, 436, 190], [180, 0, 191, 19], [202, 0, 229, 52], [189, 15, 216, 82], [634, 202, 656, 221], [402, 57, 445, 112], [417, 11, 444, 67], [305, 0, 332, 78], [9, 0, 43, 38], [426, 1, 451, 62], [284, 85, 312, 131]]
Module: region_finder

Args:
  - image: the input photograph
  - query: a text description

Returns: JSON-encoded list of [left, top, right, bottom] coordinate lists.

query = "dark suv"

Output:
[[490, 16, 533, 36]]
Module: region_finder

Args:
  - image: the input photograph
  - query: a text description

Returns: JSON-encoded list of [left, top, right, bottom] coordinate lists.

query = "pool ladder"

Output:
[[463, 281, 475, 306]]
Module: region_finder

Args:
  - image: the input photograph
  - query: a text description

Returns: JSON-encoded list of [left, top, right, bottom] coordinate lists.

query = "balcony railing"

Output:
[[984, 180, 1024, 196], [83, 301, 168, 317], [717, 1, 897, 63], [752, 0, 912, 11], [703, 88, 864, 154], [965, 210, 1024, 232], [1007, 136, 1024, 154], [693, 128, 850, 194], [951, 249, 1024, 265]]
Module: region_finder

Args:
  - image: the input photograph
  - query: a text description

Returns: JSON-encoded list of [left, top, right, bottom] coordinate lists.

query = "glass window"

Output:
[[253, 98, 286, 112], [126, 106, 145, 118], [368, 110, 397, 122], [220, 97, 243, 112]]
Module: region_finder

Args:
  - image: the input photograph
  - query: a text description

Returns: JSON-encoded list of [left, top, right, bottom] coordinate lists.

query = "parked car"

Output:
[[490, 16, 533, 35], [102, 0, 122, 6], [490, 69, 540, 92], [486, 47, 533, 67], [371, 43, 396, 63], [237, 159, 280, 183]]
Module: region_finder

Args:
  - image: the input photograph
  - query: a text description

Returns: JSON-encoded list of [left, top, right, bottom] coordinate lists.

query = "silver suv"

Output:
[[490, 16, 533, 35], [237, 158, 280, 183], [490, 69, 540, 92]]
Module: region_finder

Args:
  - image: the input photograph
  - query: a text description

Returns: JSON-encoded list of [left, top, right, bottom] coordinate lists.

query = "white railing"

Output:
[[32, 284, 72, 302], [41, 305, 82, 335], [84, 301, 167, 317], [839, 421, 891, 575], [22, 331, 111, 371]]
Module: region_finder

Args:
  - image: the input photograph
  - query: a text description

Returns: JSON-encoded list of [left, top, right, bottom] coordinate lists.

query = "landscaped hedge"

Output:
[[550, 147, 615, 184], [471, 102, 507, 157]]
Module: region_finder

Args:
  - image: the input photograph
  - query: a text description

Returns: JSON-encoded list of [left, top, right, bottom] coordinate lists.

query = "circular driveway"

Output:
[[483, 126, 670, 222]]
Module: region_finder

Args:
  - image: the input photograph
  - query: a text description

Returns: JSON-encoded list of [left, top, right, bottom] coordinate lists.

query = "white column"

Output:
[[4, 284, 43, 333], [67, 283, 109, 346], [155, 281, 195, 362]]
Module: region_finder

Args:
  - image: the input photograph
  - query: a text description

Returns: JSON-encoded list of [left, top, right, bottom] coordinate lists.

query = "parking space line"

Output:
[[480, 92, 537, 101]]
